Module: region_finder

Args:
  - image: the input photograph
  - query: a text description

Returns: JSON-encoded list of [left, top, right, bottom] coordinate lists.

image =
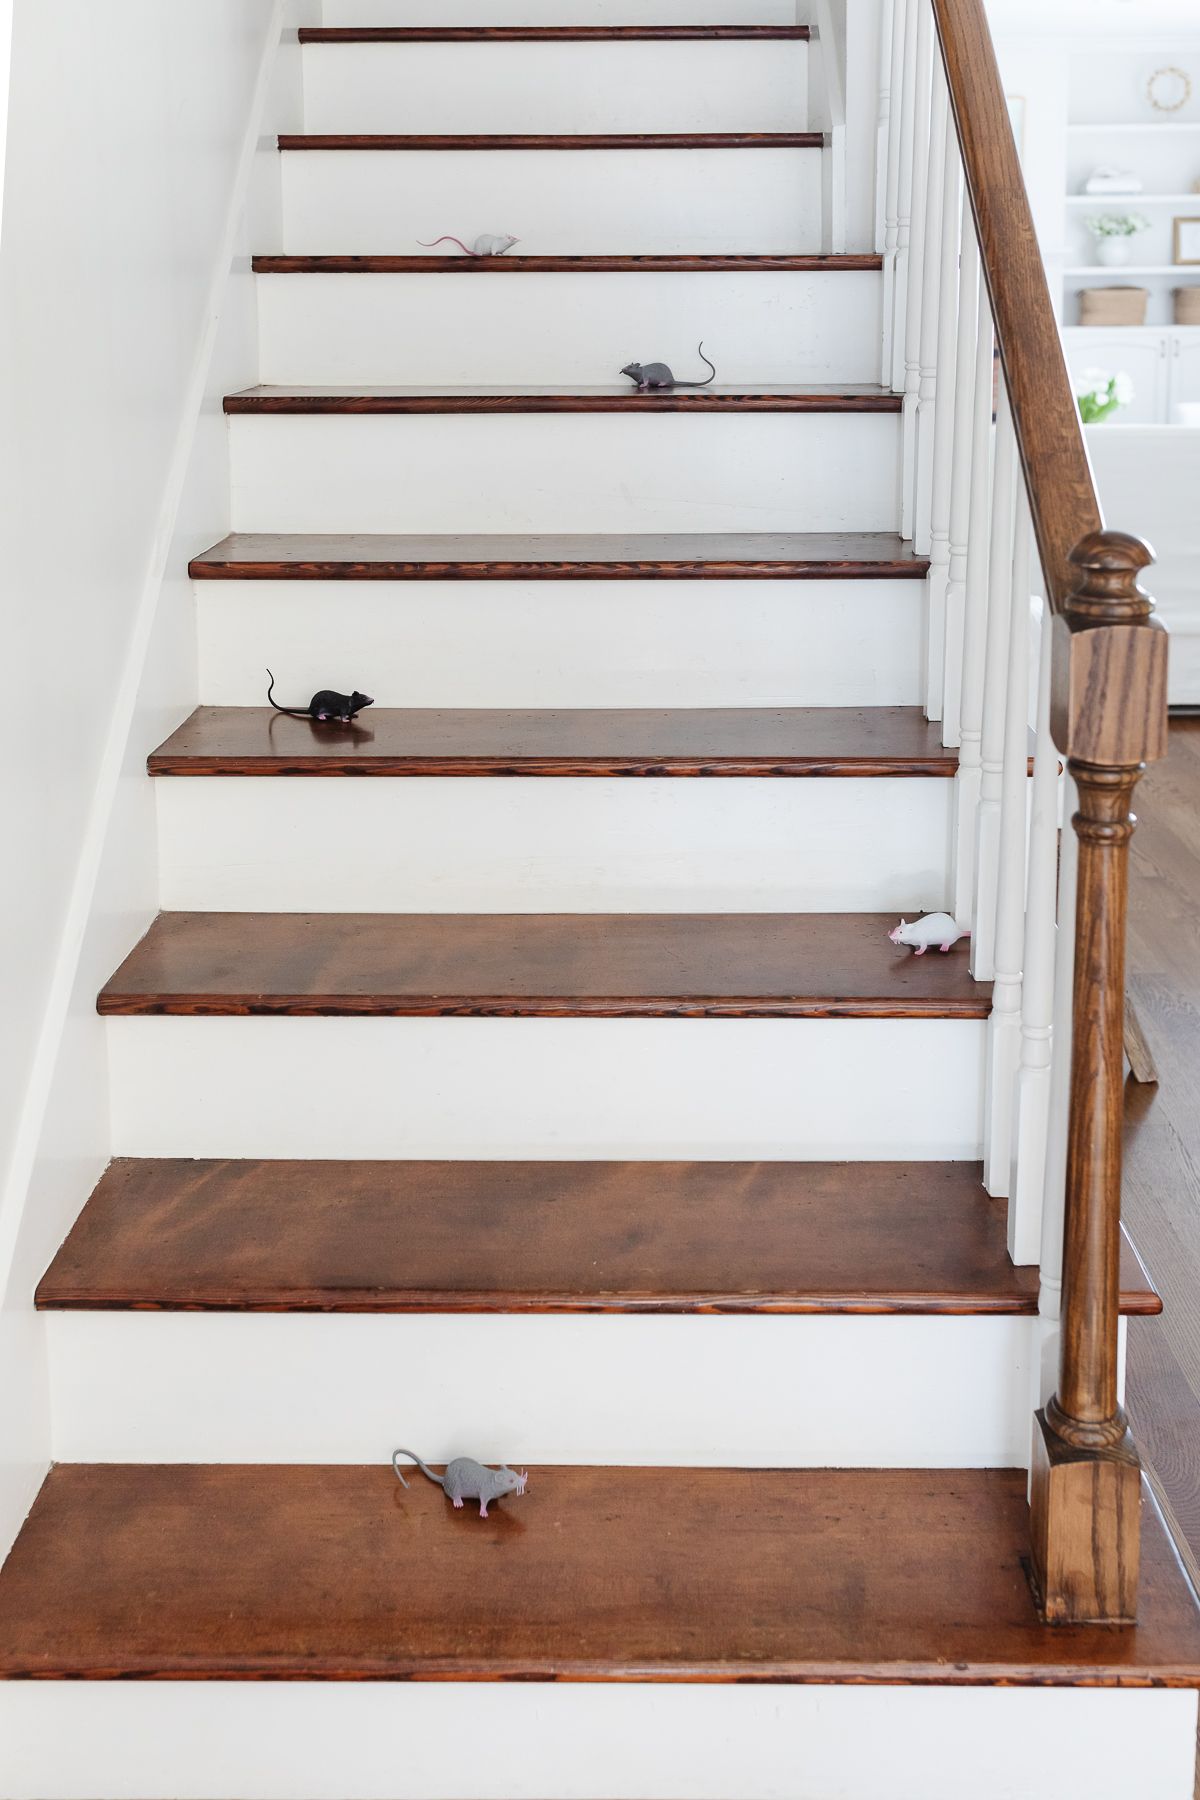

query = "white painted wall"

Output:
[[0, 0, 315, 1563]]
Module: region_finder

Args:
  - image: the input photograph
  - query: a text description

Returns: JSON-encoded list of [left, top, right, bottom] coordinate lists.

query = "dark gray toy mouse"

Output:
[[393, 1448, 529, 1519], [266, 668, 374, 727], [620, 341, 716, 391]]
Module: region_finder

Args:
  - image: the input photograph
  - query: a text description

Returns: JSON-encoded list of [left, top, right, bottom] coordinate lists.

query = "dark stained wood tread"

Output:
[[96, 913, 991, 1019], [300, 25, 811, 40], [3, 1463, 1198, 1683], [189, 529, 925, 581], [36, 1158, 1160, 1316], [224, 383, 900, 415], [278, 131, 824, 151], [253, 253, 882, 274], [147, 707, 961, 779]]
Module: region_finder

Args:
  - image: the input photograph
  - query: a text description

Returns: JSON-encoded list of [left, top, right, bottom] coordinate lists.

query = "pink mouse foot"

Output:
[[479, 1502, 489, 1518], [914, 944, 927, 955], [940, 942, 953, 952], [452, 1495, 464, 1508]]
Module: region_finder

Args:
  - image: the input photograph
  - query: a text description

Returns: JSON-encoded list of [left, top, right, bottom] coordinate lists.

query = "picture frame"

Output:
[[1173, 217, 1200, 265]]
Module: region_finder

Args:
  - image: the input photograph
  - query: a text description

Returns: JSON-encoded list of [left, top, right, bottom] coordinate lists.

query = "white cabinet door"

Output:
[[1168, 333, 1200, 423], [1061, 329, 1168, 424]]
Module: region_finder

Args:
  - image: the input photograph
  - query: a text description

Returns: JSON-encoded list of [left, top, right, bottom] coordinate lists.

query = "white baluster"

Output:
[[942, 193, 979, 747], [899, 0, 932, 537], [970, 379, 1016, 979], [952, 280, 994, 925], [890, 0, 920, 394], [1037, 770, 1079, 1362], [913, 60, 948, 558], [983, 493, 1031, 1194], [880, 0, 908, 383], [923, 115, 961, 720], [1009, 593, 1060, 1262]]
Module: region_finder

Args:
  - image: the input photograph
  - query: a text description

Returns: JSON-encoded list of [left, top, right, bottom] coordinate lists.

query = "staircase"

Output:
[[2, 4, 1199, 1797]]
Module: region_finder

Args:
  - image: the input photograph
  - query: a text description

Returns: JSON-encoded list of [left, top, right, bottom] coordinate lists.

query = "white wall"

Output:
[[0, 0, 312, 1560]]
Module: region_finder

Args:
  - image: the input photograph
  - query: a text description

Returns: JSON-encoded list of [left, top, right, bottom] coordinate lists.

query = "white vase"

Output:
[[1095, 237, 1133, 268]]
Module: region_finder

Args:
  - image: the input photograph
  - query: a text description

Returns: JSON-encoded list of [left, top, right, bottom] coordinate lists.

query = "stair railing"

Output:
[[879, 0, 1169, 1623]]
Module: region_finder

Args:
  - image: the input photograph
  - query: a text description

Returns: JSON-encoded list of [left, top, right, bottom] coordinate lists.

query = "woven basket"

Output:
[[1078, 286, 1149, 326], [1174, 286, 1200, 325]]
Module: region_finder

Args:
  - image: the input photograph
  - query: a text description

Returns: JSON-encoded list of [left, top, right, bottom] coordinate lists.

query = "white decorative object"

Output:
[[1147, 66, 1192, 114], [1084, 167, 1143, 196], [1086, 214, 1149, 268], [1096, 238, 1131, 267], [888, 912, 969, 955]]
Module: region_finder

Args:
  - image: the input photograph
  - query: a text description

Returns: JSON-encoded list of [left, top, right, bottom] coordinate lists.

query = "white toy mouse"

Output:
[[888, 913, 970, 956]]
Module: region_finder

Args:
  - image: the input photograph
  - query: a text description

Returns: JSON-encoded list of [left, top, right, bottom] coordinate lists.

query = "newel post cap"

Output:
[[1050, 530, 1168, 766]]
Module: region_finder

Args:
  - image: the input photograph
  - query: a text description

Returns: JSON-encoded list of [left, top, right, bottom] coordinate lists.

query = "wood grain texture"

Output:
[[223, 384, 901, 415], [188, 530, 926, 581], [299, 24, 812, 40], [96, 913, 992, 1020], [278, 131, 825, 152], [36, 1157, 1160, 1316], [933, 0, 1101, 612], [251, 254, 883, 274], [3, 1464, 1199, 1683], [147, 706, 961, 779]]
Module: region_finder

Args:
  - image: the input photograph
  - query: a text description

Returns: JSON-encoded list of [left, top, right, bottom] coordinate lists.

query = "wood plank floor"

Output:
[[224, 383, 901, 414], [35, 1157, 1159, 1316], [96, 913, 991, 1019], [2, 1464, 1198, 1683], [189, 529, 926, 580], [147, 706, 960, 778]]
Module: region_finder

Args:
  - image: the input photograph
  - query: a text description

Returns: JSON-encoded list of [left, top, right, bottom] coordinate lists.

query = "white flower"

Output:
[[1076, 367, 1112, 401], [1113, 371, 1135, 405]]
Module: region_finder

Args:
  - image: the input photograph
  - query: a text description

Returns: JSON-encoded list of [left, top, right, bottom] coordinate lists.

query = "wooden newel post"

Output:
[[1031, 529, 1168, 1624]]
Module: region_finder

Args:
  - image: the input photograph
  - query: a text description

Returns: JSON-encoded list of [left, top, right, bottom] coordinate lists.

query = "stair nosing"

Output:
[[223, 385, 902, 415], [277, 131, 825, 151], [251, 252, 883, 274], [298, 25, 813, 42]]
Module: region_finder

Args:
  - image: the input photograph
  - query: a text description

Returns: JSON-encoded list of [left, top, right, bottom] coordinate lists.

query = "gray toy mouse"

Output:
[[620, 342, 717, 390], [393, 1448, 529, 1519]]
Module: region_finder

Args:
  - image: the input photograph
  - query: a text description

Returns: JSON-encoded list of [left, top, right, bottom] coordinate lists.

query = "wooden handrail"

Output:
[[929, 0, 1169, 1624]]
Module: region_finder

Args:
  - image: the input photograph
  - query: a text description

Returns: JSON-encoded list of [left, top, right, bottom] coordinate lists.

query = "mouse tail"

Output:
[[392, 1448, 442, 1489], [417, 234, 475, 256], [676, 342, 717, 387], [266, 669, 308, 719]]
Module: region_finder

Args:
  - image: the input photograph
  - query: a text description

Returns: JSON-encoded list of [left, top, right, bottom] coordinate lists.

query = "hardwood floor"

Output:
[[1124, 721, 1200, 1575]]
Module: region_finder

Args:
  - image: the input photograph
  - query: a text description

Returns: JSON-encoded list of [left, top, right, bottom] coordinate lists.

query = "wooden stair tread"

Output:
[[36, 1158, 1160, 1316], [224, 383, 900, 415], [300, 25, 812, 41], [189, 529, 926, 580], [147, 706, 960, 778], [96, 913, 991, 1019], [2, 1463, 1198, 1683], [278, 131, 824, 151], [252, 253, 884, 274]]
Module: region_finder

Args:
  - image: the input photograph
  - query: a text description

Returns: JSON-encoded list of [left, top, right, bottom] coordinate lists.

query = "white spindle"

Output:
[[1009, 593, 1060, 1262], [1038, 769, 1079, 1343], [970, 380, 1016, 980], [899, 0, 932, 538], [983, 493, 1031, 1195], [912, 61, 948, 557], [942, 194, 979, 748], [923, 115, 961, 719], [952, 280, 995, 925], [890, 0, 920, 393], [880, 0, 908, 383]]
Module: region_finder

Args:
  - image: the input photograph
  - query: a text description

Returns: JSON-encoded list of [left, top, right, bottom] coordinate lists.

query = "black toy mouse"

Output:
[[620, 342, 717, 391], [266, 669, 374, 726]]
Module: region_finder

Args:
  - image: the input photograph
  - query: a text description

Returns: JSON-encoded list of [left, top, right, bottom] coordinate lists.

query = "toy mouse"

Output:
[[620, 342, 717, 390], [888, 913, 970, 955], [393, 1448, 529, 1519], [417, 233, 519, 257], [266, 669, 373, 727]]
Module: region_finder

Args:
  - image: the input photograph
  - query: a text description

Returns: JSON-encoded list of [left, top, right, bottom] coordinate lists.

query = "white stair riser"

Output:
[[301, 42, 810, 136], [280, 148, 823, 256], [256, 270, 882, 386], [48, 1313, 1033, 1467], [196, 579, 927, 709], [106, 1018, 986, 1160], [322, 0, 801, 20], [3, 1684, 1195, 1800], [154, 778, 954, 912], [228, 414, 903, 534]]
